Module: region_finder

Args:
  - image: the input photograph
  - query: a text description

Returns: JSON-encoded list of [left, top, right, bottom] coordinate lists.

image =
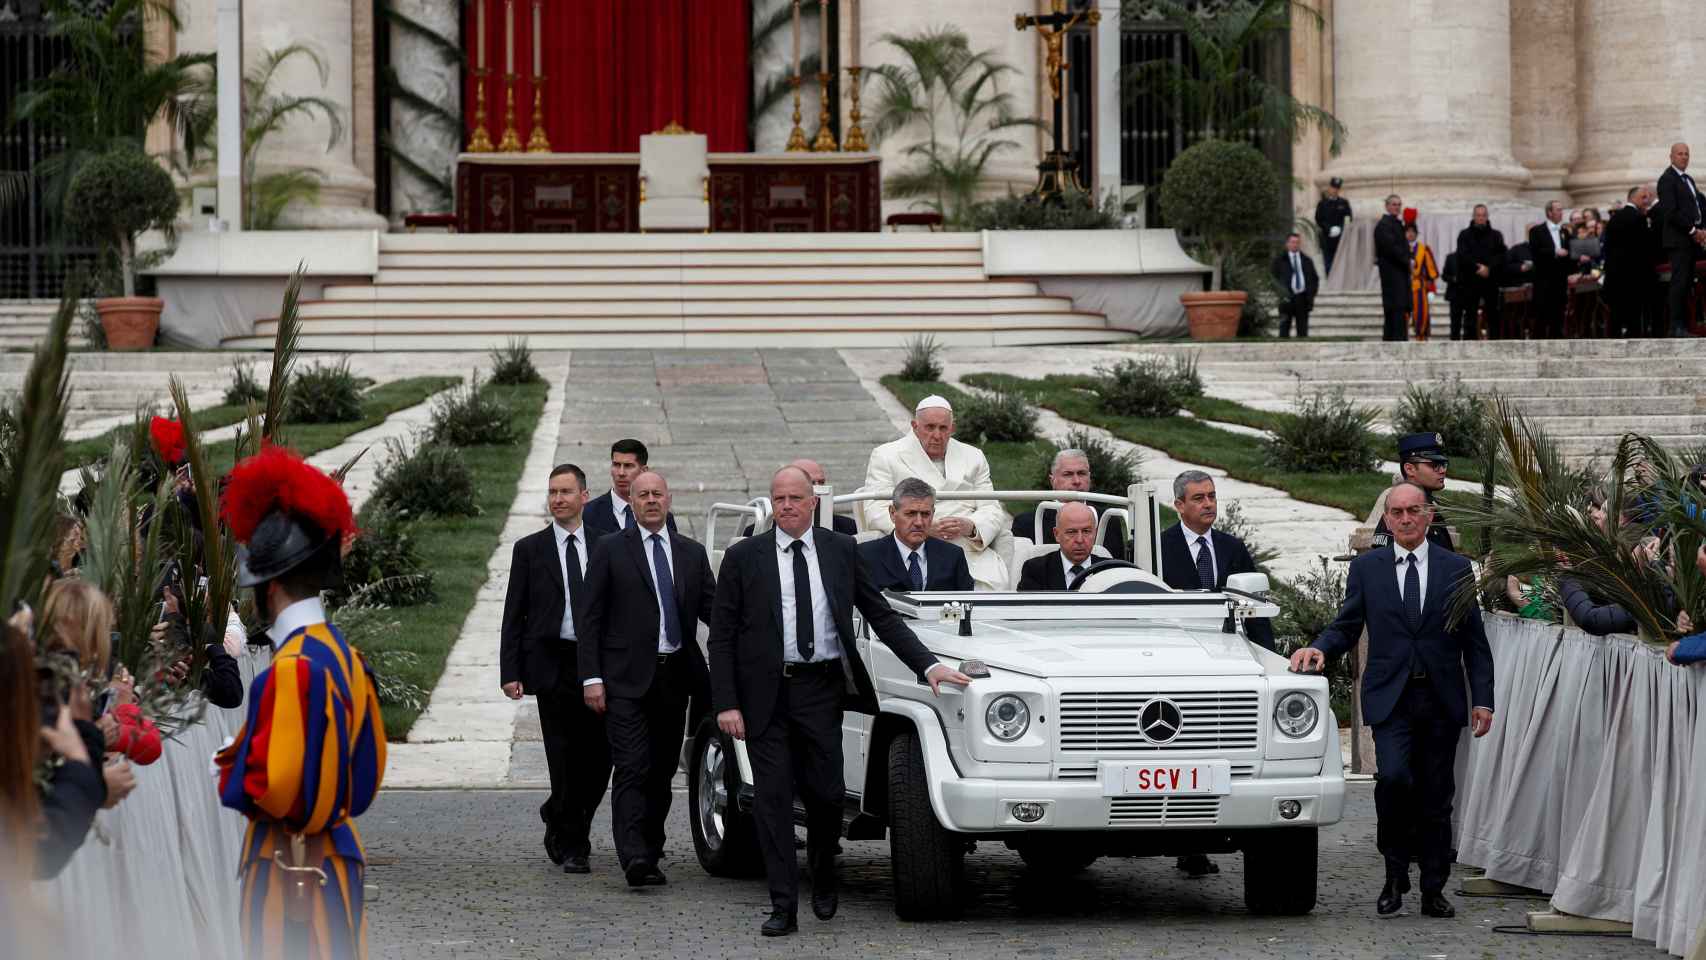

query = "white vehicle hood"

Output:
[[910, 618, 1264, 678]]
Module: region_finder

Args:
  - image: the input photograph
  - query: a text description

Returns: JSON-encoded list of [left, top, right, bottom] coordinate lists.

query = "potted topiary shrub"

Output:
[[65, 148, 181, 350], [1159, 139, 1286, 340]]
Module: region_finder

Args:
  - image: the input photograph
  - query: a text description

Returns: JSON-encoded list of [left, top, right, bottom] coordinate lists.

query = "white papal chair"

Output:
[[638, 122, 709, 233]]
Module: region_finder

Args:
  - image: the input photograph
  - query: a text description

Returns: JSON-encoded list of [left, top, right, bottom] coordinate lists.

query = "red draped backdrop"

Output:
[[463, 0, 751, 153]]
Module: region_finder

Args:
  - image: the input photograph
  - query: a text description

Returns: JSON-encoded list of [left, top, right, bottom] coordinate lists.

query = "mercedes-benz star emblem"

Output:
[[1139, 698, 1184, 744]]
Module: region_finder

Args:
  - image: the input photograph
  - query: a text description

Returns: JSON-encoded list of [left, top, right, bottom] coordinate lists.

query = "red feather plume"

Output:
[[1402, 207, 1419, 226], [149, 416, 186, 465], [219, 444, 355, 544]]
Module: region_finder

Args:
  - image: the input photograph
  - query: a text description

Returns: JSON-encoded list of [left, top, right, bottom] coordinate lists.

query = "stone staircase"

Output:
[[1304, 291, 1385, 339], [220, 232, 1130, 351], [0, 351, 249, 436], [0, 300, 91, 351]]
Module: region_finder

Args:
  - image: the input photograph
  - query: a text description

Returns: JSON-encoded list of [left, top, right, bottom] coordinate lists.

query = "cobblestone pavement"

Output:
[[360, 783, 1652, 959]]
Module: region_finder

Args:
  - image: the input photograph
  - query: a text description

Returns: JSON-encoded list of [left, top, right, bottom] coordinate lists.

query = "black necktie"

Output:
[[564, 532, 583, 596], [790, 540, 815, 661], [1195, 536, 1215, 588], [1069, 563, 1084, 584], [652, 533, 681, 653], [907, 551, 923, 591], [1403, 554, 1421, 629], [621, 504, 633, 529], [1292, 254, 1303, 293]]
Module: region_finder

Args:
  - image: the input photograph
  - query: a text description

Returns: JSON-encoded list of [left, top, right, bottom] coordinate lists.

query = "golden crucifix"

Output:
[[1016, 0, 1101, 198]]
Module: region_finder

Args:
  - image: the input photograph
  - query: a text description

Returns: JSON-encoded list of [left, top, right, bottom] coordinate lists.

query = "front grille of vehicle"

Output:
[[1056, 763, 1254, 781], [1058, 690, 1260, 753], [1108, 796, 1222, 826]]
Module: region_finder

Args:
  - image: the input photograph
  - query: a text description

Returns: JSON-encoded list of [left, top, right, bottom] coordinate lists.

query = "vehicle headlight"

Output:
[[985, 695, 1030, 742], [1274, 692, 1319, 739]]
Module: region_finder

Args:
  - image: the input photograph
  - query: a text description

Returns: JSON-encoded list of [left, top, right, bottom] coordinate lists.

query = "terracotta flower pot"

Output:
[[1179, 290, 1247, 340], [95, 296, 163, 351]]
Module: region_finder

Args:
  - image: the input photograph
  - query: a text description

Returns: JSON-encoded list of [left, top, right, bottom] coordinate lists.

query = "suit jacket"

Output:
[[1011, 507, 1127, 559], [859, 433, 1008, 590], [1658, 166, 1704, 250], [1528, 221, 1574, 283], [708, 528, 940, 738], [857, 534, 974, 593], [1017, 551, 1077, 591], [1310, 545, 1494, 727], [742, 515, 857, 538], [1604, 204, 1656, 291], [1157, 523, 1276, 651], [500, 524, 606, 695], [1374, 214, 1411, 312], [577, 524, 717, 700], [1269, 250, 1319, 308], [583, 491, 677, 536], [1453, 225, 1508, 291]]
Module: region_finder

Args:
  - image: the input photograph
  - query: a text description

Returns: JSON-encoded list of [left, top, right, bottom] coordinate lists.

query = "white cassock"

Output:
[[860, 433, 1009, 591]]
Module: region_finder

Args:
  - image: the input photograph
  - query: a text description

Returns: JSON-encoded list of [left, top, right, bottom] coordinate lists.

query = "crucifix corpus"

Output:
[[1016, 0, 1099, 201]]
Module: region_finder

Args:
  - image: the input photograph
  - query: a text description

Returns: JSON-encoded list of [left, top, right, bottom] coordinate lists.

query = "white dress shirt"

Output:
[[1059, 551, 1093, 585], [776, 526, 841, 663], [609, 490, 633, 528], [1289, 251, 1305, 293], [893, 533, 927, 587], [1547, 219, 1566, 256], [641, 527, 678, 654], [1185, 525, 1218, 585], [551, 521, 588, 641], [1393, 538, 1430, 609], [265, 596, 327, 649]]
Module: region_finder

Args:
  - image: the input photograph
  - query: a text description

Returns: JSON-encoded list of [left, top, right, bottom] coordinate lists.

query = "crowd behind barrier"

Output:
[[1454, 612, 1706, 956], [32, 644, 271, 959]]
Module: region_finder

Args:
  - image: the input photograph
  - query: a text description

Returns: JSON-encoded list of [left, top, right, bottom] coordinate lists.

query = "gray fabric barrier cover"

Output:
[[34, 645, 270, 958], [1455, 613, 1705, 955]]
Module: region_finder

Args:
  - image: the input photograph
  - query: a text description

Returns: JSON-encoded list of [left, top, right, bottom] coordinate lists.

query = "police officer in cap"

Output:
[[1371, 433, 1457, 553], [1315, 176, 1353, 276]]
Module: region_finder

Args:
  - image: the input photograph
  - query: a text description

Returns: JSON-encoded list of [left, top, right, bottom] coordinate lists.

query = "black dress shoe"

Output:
[[1420, 891, 1456, 918], [761, 909, 798, 937], [641, 865, 667, 886], [562, 854, 589, 875], [1377, 880, 1404, 917], [625, 858, 654, 888], [1176, 854, 1219, 877], [811, 882, 838, 920], [539, 804, 565, 865]]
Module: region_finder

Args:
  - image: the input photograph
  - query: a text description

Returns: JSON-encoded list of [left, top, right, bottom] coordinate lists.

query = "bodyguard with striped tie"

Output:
[[1290, 481, 1496, 920], [855, 477, 974, 593]]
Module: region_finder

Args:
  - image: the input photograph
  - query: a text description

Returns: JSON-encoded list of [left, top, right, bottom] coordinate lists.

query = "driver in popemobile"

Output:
[[1015, 502, 1099, 590]]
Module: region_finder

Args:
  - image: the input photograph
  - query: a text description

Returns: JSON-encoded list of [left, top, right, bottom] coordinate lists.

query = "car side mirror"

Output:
[[1225, 572, 1270, 598]]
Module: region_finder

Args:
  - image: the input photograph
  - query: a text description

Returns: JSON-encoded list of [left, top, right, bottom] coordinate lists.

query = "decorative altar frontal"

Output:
[[455, 153, 882, 233]]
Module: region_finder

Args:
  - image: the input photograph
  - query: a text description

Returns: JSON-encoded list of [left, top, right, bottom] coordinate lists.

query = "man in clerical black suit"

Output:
[[1453, 204, 1506, 340], [1658, 142, 1706, 337], [1270, 232, 1319, 338], [1527, 200, 1585, 339], [1375, 194, 1412, 341], [499, 463, 611, 874], [1291, 482, 1494, 921], [741, 458, 857, 537], [579, 470, 716, 888], [1158, 471, 1275, 653], [1605, 186, 1657, 338], [1017, 501, 1100, 590], [584, 437, 677, 534], [1011, 448, 1126, 558], [709, 466, 971, 936], [856, 477, 974, 592]]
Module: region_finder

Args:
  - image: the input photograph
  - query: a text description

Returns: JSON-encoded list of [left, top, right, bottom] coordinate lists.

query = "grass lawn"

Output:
[[64, 401, 254, 472], [198, 376, 460, 473], [352, 380, 549, 739]]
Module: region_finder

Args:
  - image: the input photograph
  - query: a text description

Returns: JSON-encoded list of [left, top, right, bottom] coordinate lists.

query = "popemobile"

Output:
[[687, 485, 1344, 919]]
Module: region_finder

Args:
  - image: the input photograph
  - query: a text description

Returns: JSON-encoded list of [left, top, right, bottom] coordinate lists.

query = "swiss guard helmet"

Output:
[[221, 445, 356, 591]]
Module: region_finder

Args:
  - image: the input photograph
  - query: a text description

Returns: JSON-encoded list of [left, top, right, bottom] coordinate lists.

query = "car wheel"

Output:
[[887, 729, 964, 920], [1015, 842, 1098, 876], [1243, 826, 1318, 915], [687, 718, 763, 878]]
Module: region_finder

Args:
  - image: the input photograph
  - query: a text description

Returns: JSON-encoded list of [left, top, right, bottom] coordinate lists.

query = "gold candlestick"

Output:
[[467, 69, 495, 152], [526, 79, 552, 152], [497, 73, 523, 152], [842, 66, 868, 152], [784, 75, 809, 152], [811, 71, 838, 152]]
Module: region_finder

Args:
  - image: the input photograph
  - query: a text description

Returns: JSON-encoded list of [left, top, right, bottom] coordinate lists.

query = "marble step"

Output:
[[1190, 357, 1706, 381], [1326, 378, 1706, 400], [320, 280, 1047, 301], [1344, 395, 1706, 419], [1512, 413, 1706, 437], [1117, 338, 1706, 361], [378, 231, 987, 253], [291, 295, 1077, 320], [377, 249, 984, 269], [222, 326, 1132, 351], [248, 310, 1112, 339], [370, 265, 995, 284]]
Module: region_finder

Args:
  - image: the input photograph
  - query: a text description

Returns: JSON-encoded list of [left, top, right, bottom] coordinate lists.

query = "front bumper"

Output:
[[934, 774, 1346, 833]]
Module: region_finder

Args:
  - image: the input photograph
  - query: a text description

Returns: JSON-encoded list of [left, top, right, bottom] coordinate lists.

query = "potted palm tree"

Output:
[[1159, 139, 1286, 339], [66, 149, 181, 350]]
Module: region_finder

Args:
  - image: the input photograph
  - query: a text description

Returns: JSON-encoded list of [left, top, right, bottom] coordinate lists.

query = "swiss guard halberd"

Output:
[[214, 445, 388, 960]]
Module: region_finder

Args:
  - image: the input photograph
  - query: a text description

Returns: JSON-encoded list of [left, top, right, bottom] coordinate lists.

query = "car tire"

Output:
[[687, 718, 763, 878], [887, 730, 964, 920], [1015, 842, 1098, 876], [1243, 826, 1318, 915]]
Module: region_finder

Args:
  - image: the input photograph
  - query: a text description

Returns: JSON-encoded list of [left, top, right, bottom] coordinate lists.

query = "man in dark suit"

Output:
[[1528, 200, 1586, 339], [1010, 448, 1126, 558], [1159, 472, 1275, 652], [1270, 232, 1319, 338], [1017, 501, 1099, 590], [857, 477, 974, 592], [1291, 482, 1494, 920], [1314, 177, 1352, 276], [579, 470, 717, 888], [1658, 143, 1706, 337], [741, 458, 857, 537], [1605, 186, 1657, 338], [499, 463, 611, 874], [709, 466, 971, 936], [1375, 194, 1412, 341], [584, 438, 677, 534], [1453, 204, 1506, 341]]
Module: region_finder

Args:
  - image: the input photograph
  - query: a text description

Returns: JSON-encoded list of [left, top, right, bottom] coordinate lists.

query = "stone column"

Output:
[[1290, 0, 1334, 244], [1567, 0, 1706, 206], [1092, 0, 1122, 202], [1321, 0, 1529, 211], [388, 0, 462, 220], [1509, 0, 1577, 204]]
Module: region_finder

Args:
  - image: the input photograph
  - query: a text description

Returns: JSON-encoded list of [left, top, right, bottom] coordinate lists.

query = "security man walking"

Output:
[[1370, 433, 1457, 554]]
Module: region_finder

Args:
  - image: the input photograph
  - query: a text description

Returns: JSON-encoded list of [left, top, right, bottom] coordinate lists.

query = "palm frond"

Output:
[[249, 169, 325, 230], [0, 292, 74, 616], [168, 376, 235, 684], [262, 270, 306, 444]]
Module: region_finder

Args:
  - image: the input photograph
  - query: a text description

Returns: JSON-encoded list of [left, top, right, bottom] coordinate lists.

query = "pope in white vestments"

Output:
[[860, 395, 1010, 590]]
